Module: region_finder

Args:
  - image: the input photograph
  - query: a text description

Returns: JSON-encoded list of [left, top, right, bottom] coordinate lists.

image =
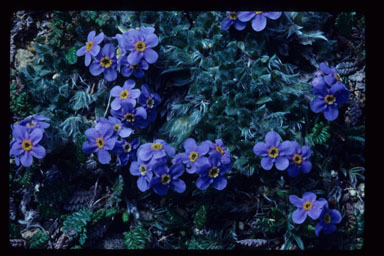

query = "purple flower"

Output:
[[129, 157, 155, 192], [137, 139, 175, 163], [221, 12, 247, 31], [310, 81, 349, 121], [319, 62, 343, 86], [89, 43, 117, 82], [110, 80, 141, 111], [95, 116, 133, 138], [10, 125, 46, 167], [315, 205, 342, 236], [77, 31, 104, 66], [207, 139, 231, 165], [289, 192, 328, 224], [113, 138, 140, 167], [124, 28, 159, 65], [137, 84, 161, 122], [149, 162, 186, 196], [287, 141, 312, 177], [237, 11, 282, 32], [176, 138, 211, 174], [195, 152, 232, 191], [115, 33, 128, 69], [82, 123, 117, 164], [19, 115, 50, 131], [120, 58, 149, 78], [110, 102, 147, 129], [253, 131, 294, 171]]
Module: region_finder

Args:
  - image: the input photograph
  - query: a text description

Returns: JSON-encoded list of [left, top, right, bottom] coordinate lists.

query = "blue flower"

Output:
[[319, 62, 343, 87], [113, 138, 140, 167], [95, 116, 133, 138], [124, 28, 159, 65], [289, 192, 328, 224], [82, 123, 117, 164], [207, 139, 231, 165], [89, 43, 118, 82], [237, 11, 282, 32], [287, 141, 312, 177], [110, 102, 147, 129], [136, 139, 175, 163], [195, 152, 232, 191], [77, 31, 104, 66], [129, 156, 155, 192], [221, 12, 247, 31], [253, 131, 294, 171], [149, 162, 186, 196], [310, 81, 349, 121], [137, 84, 161, 122], [110, 79, 141, 111], [10, 125, 46, 167], [19, 114, 50, 131], [176, 138, 210, 174], [315, 205, 342, 236], [120, 59, 149, 78]]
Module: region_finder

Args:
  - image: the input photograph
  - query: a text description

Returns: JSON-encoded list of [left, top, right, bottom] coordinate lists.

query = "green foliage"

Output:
[[65, 47, 78, 65], [307, 122, 331, 145], [193, 205, 207, 229], [9, 223, 21, 239], [29, 230, 50, 249], [335, 12, 357, 37], [10, 81, 33, 119], [123, 225, 151, 249]]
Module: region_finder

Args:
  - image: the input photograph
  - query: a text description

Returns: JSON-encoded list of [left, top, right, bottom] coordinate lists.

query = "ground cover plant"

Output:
[[9, 10, 365, 250]]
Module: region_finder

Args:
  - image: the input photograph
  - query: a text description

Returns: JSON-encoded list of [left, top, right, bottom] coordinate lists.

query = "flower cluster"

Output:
[[253, 131, 312, 177], [82, 81, 161, 165], [289, 192, 342, 236], [127, 137, 233, 195], [310, 62, 350, 121], [77, 28, 159, 81], [221, 11, 282, 32], [10, 115, 49, 167]]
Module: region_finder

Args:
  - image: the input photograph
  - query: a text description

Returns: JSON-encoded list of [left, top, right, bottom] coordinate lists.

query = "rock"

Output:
[[21, 227, 40, 240], [14, 49, 35, 71]]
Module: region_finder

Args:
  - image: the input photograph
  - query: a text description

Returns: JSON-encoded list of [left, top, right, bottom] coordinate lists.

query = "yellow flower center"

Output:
[[96, 137, 105, 149], [130, 64, 137, 70], [334, 73, 342, 82], [124, 143, 132, 152], [86, 41, 94, 52], [146, 97, 154, 108], [161, 174, 171, 185], [139, 164, 147, 176], [255, 11, 263, 14], [26, 121, 37, 128], [22, 140, 32, 151], [324, 94, 336, 105], [100, 57, 113, 68], [268, 147, 279, 158], [303, 201, 313, 211], [324, 212, 331, 224], [116, 48, 122, 59], [208, 167, 220, 178], [124, 113, 135, 122], [216, 146, 224, 154], [292, 154, 303, 165], [229, 12, 237, 20], [189, 152, 199, 162], [135, 41, 146, 52], [151, 142, 163, 151], [113, 124, 121, 131], [120, 89, 130, 100]]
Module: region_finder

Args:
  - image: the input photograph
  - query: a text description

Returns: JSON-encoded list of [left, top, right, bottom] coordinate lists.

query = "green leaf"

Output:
[[65, 47, 78, 65], [293, 234, 304, 250], [193, 205, 207, 229], [256, 96, 273, 105]]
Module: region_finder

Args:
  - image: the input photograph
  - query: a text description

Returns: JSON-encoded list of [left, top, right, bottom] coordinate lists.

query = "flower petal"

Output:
[[87, 31, 96, 41], [93, 32, 105, 44], [323, 105, 339, 121], [89, 62, 104, 76], [76, 46, 87, 56], [261, 157, 273, 170], [265, 131, 281, 148], [263, 12, 282, 20], [183, 138, 197, 152], [212, 175, 227, 190], [237, 11, 256, 22], [30, 144, 46, 159], [29, 128, 43, 144], [287, 164, 299, 177], [251, 14, 267, 32], [310, 97, 327, 113], [323, 224, 337, 235], [308, 205, 323, 220], [292, 208, 307, 224], [196, 175, 212, 190], [97, 149, 111, 164], [137, 176, 149, 192], [330, 209, 342, 224], [111, 98, 122, 111], [127, 51, 143, 66], [302, 192, 316, 202], [275, 156, 289, 170], [300, 160, 312, 174], [143, 48, 158, 64], [170, 163, 184, 178], [221, 18, 233, 30], [233, 20, 247, 30], [289, 195, 304, 208], [315, 222, 325, 237], [104, 68, 117, 82], [278, 141, 294, 155], [137, 143, 154, 162], [82, 141, 97, 154], [144, 33, 159, 48], [20, 151, 33, 167], [171, 179, 186, 193], [152, 183, 169, 196]]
